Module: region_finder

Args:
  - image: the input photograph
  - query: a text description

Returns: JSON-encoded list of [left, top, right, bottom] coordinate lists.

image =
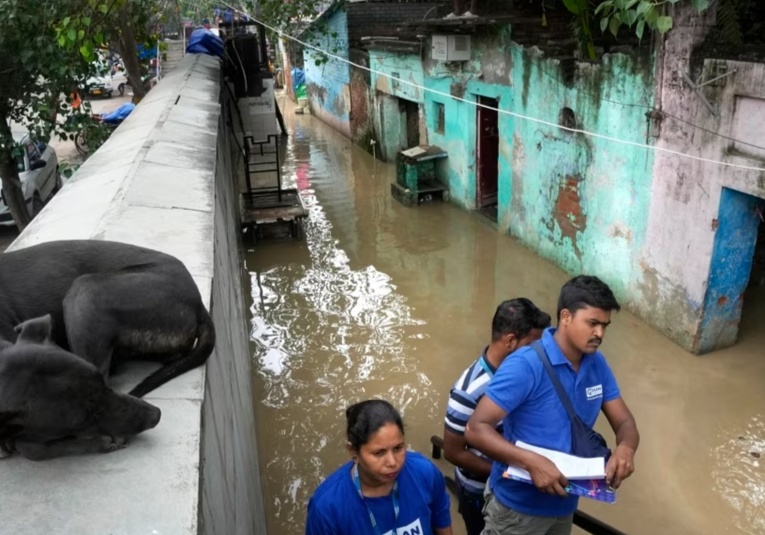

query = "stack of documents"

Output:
[[503, 441, 616, 503]]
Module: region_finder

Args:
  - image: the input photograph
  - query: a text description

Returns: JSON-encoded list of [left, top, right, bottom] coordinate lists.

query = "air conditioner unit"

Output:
[[431, 34, 471, 62]]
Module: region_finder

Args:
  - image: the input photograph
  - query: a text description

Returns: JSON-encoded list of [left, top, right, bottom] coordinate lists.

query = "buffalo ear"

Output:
[[14, 314, 53, 345]]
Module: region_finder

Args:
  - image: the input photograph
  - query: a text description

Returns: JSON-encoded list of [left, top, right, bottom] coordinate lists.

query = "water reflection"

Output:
[[247, 120, 441, 532]]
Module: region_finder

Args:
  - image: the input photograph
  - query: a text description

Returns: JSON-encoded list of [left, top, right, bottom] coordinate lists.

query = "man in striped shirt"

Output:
[[443, 298, 551, 535]]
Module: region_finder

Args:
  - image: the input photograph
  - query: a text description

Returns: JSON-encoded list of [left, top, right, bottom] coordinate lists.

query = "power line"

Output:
[[216, 0, 765, 173], [506, 41, 765, 153]]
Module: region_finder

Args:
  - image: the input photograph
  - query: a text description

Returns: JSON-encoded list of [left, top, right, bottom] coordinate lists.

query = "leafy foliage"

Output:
[[0, 0, 100, 228], [593, 0, 710, 41], [715, 0, 749, 45], [0, 0, 167, 229], [556, 0, 714, 58]]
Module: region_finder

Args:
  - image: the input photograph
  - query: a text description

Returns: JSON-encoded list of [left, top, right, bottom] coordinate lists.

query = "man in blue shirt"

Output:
[[443, 298, 551, 535], [466, 275, 640, 535]]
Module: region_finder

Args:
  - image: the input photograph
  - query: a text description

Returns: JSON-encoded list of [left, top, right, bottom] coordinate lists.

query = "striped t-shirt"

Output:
[[444, 350, 502, 495]]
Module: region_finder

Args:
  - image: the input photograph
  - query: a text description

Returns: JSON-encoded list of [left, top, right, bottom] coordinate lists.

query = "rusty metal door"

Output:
[[476, 96, 499, 208]]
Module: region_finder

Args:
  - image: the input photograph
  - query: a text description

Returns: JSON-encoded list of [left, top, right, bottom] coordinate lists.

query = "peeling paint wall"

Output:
[[360, 7, 765, 353], [373, 31, 655, 288], [642, 5, 765, 353], [349, 49, 375, 152], [368, 52, 426, 162], [505, 50, 655, 295], [304, 8, 352, 138], [278, 38, 296, 102]]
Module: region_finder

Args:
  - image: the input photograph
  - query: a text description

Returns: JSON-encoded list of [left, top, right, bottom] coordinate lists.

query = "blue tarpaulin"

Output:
[[186, 27, 225, 58], [291, 67, 305, 94], [102, 102, 135, 124], [136, 44, 157, 61]]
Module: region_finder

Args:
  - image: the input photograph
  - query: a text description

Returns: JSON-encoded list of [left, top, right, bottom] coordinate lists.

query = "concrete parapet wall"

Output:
[[0, 54, 266, 534]]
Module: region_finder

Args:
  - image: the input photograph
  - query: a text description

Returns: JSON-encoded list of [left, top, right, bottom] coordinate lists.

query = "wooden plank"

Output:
[[243, 205, 307, 223]]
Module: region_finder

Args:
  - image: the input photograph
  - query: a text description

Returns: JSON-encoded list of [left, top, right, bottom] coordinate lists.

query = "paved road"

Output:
[[1, 94, 132, 252], [51, 94, 133, 171]]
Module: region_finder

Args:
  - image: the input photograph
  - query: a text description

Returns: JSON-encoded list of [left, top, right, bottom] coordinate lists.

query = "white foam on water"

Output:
[[712, 415, 765, 535]]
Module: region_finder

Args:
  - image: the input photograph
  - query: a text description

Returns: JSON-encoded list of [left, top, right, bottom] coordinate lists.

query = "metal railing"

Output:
[[429, 435, 627, 535]]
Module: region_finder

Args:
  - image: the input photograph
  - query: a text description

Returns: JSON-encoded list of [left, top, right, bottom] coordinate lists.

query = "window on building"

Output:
[[434, 102, 445, 134], [391, 71, 399, 93]]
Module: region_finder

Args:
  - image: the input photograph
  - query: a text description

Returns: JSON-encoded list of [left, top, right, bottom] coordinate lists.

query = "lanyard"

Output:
[[352, 463, 399, 535]]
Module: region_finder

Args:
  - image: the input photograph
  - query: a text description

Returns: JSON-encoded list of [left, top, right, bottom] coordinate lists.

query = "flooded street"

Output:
[[246, 101, 765, 535]]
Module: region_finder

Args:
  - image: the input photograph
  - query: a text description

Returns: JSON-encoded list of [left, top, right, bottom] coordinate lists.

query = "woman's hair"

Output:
[[346, 399, 404, 451]]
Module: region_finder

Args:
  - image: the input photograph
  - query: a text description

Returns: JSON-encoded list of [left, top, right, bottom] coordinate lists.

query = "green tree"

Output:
[[594, 0, 711, 41], [59, 0, 167, 101], [0, 0, 98, 230], [179, 0, 216, 24], [0, 0, 169, 230]]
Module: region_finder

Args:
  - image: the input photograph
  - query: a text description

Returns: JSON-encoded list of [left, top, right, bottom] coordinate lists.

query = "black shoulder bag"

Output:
[[531, 341, 611, 460]]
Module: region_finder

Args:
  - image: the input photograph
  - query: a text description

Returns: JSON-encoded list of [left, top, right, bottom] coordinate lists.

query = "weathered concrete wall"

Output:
[[304, 7, 352, 137], [279, 38, 296, 102], [0, 54, 266, 533], [367, 11, 765, 353], [502, 48, 655, 301], [349, 49, 375, 151], [642, 5, 765, 353], [202, 68, 268, 535], [369, 52, 426, 162], [319, 5, 765, 353], [162, 38, 186, 75], [370, 32, 656, 308]]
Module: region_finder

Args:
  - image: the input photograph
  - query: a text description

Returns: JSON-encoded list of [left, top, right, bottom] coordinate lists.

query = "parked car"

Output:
[[113, 69, 128, 96], [85, 73, 114, 98], [85, 69, 129, 98], [84, 56, 128, 98], [0, 132, 60, 226]]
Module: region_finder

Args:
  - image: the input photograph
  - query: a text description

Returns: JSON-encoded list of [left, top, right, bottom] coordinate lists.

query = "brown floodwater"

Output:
[[245, 103, 765, 535]]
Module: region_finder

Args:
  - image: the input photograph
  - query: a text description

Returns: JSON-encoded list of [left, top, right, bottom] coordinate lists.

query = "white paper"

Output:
[[401, 146, 426, 158], [504, 441, 606, 481]]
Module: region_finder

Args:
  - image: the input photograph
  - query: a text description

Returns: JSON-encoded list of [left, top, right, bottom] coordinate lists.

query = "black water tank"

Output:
[[225, 34, 270, 98]]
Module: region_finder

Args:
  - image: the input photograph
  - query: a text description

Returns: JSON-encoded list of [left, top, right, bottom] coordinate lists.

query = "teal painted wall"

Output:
[[502, 50, 654, 299], [304, 8, 352, 137], [376, 94, 402, 162], [370, 53, 425, 104], [369, 52, 425, 161], [369, 30, 656, 302]]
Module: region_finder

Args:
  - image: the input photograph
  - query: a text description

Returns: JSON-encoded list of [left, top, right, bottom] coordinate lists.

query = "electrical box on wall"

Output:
[[431, 35, 471, 62]]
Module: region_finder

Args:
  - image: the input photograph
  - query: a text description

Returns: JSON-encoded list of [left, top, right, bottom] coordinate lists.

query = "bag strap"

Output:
[[531, 341, 579, 425]]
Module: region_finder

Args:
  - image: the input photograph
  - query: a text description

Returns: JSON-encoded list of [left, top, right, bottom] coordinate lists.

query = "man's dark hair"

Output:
[[491, 298, 552, 341], [557, 275, 620, 320]]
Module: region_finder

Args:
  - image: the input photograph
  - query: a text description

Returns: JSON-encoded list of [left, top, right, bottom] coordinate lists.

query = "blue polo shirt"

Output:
[[485, 327, 621, 517]]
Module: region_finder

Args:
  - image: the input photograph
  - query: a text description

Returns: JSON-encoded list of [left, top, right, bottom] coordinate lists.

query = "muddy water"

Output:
[[245, 106, 765, 535]]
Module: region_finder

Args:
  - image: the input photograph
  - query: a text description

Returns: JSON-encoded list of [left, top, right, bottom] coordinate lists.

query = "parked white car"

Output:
[[0, 132, 60, 226], [85, 57, 129, 98]]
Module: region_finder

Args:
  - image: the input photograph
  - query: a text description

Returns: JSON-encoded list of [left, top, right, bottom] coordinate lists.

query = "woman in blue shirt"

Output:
[[306, 399, 453, 535]]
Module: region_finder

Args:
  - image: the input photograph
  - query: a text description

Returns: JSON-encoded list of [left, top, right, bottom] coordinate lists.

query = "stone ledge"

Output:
[[0, 53, 222, 534]]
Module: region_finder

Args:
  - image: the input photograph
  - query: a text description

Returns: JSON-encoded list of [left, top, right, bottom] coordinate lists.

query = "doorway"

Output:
[[736, 206, 765, 350], [698, 187, 765, 353], [476, 96, 499, 221], [399, 99, 420, 150]]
